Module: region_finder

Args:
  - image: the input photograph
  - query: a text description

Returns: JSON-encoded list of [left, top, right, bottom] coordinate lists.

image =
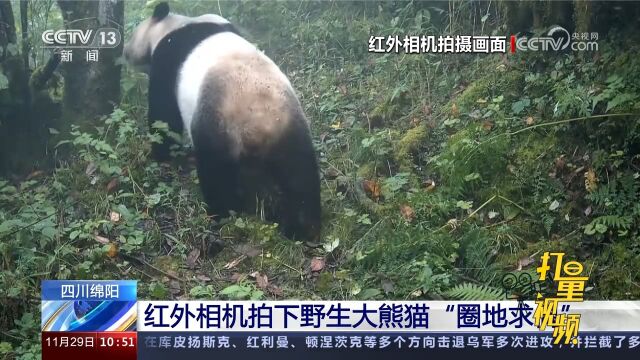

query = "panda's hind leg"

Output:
[[191, 122, 241, 220]]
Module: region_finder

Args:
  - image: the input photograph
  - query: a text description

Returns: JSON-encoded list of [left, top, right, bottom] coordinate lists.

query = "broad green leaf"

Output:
[[511, 98, 530, 114], [360, 288, 381, 300], [456, 200, 473, 210], [0, 73, 9, 90]]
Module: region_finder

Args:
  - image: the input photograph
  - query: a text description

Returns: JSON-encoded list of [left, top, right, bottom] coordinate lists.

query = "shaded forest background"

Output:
[[1, 1, 640, 358]]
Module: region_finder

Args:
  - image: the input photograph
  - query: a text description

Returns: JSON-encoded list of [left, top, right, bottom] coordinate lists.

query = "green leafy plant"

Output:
[[444, 283, 505, 301], [219, 283, 264, 300]]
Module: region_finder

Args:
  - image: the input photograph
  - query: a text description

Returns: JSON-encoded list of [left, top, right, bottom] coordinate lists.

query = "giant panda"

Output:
[[123, 2, 321, 241]]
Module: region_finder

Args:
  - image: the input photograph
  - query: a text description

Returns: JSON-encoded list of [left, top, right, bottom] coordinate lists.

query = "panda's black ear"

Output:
[[152, 2, 170, 20]]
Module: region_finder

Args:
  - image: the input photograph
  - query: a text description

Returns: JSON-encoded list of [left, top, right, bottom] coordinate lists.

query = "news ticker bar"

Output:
[[41, 298, 640, 332], [40, 280, 640, 332], [40, 281, 640, 359], [137, 300, 640, 332], [42, 331, 640, 360]]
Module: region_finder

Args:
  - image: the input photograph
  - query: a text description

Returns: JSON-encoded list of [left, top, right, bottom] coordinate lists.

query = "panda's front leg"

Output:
[[149, 127, 173, 162], [147, 103, 184, 163], [147, 109, 182, 162], [148, 71, 185, 163]]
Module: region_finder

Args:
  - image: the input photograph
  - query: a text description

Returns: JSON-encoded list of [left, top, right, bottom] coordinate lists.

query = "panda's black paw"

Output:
[[151, 143, 172, 163], [206, 236, 226, 258]]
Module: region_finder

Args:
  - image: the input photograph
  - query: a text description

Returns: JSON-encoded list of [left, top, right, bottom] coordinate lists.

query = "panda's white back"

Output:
[[177, 31, 298, 151]]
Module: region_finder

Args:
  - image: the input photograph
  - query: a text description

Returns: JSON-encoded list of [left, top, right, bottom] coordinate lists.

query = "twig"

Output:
[[271, 255, 304, 277], [509, 113, 637, 136], [496, 195, 532, 216], [465, 113, 639, 165], [347, 217, 386, 256], [119, 253, 184, 283], [0, 202, 74, 242], [465, 194, 496, 220], [484, 113, 638, 144]]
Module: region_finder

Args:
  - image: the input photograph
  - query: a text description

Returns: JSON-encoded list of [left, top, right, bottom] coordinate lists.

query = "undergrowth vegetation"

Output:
[[2, 1, 640, 358]]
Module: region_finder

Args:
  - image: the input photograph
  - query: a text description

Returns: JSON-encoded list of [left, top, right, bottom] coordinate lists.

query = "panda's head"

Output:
[[123, 2, 229, 72]]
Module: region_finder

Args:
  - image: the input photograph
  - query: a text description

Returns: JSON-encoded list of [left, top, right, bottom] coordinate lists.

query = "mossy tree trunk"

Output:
[[0, 0, 37, 175], [504, 0, 575, 34], [57, 0, 124, 130], [0, 0, 28, 114]]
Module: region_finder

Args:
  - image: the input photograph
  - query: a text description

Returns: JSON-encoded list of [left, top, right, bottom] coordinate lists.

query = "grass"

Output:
[[2, 1, 640, 358]]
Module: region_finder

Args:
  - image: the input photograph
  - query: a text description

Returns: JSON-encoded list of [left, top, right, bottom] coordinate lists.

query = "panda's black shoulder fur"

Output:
[[147, 22, 239, 160]]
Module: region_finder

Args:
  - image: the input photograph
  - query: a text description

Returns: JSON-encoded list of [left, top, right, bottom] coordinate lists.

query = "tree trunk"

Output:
[[57, 0, 124, 130], [0, 1, 35, 175], [20, 0, 31, 111], [0, 1, 17, 45]]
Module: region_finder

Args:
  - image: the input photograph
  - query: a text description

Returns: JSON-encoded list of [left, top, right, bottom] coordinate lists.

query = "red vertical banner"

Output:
[[42, 332, 137, 360]]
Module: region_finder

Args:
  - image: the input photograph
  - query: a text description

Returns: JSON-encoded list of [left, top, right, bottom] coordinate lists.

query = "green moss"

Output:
[[436, 124, 511, 195], [394, 125, 428, 171], [368, 97, 402, 127], [513, 133, 557, 166], [356, 162, 376, 178], [596, 243, 640, 299], [454, 81, 486, 112], [449, 62, 524, 114]]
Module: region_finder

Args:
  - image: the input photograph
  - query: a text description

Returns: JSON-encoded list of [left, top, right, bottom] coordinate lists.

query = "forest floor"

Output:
[[2, 2, 640, 357]]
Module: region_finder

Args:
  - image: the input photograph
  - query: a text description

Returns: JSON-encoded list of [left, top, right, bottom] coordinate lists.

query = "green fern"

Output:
[[586, 186, 610, 207], [596, 215, 632, 229], [584, 214, 633, 235], [586, 173, 638, 213], [458, 228, 502, 284], [444, 283, 505, 301]]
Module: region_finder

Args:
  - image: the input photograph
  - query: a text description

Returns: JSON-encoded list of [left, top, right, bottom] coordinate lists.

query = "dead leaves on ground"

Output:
[[251, 271, 269, 289], [324, 167, 340, 179], [399, 204, 415, 222], [106, 178, 119, 193], [93, 234, 118, 258], [223, 255, 247, 270], [248, 271, 284, 297], [516, 256, 535, 271], [310, 257, 325, 272], [106, 243, 118, 258], [186, 248, 201, 269], [26, 170, 45, 180], [423, 179, 436, 192], [109, 211, 121, 223], [94, 234, 110, 245], [362, 179, 381, 201], [84, 162, 121, 192], [524, 116, 535, 126], [235, 244, 261, 258], [381, 278, 395, 295], [584, 168, 598, 192], [451, 103, 460, 117]]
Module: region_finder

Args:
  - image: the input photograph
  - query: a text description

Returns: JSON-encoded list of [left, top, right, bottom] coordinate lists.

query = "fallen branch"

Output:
[[465, 113, 639, 165], [119, 252, 185, 283]]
